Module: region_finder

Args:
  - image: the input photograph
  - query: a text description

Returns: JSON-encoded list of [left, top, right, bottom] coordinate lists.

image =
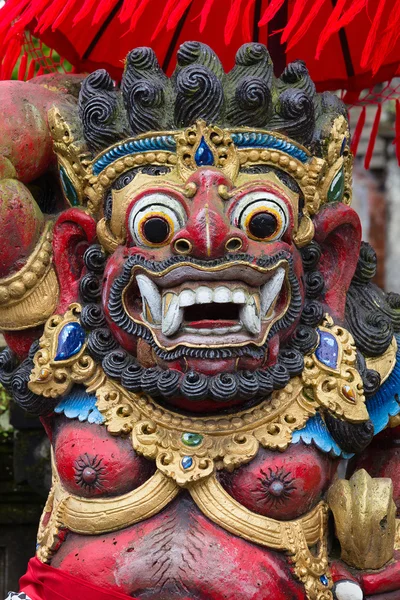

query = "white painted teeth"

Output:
[[260, 267, 285, 316], [240, 295, 261, 335], [196, 286, 213, 304], [179, 289, 195, 307], [162, 292, 183, 336], [136, 267, 285, 338], [136, 274, 162, 324]]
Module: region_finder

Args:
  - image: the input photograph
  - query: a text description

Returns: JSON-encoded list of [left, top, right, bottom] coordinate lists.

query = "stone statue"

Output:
[[1, 42, 400, 600]]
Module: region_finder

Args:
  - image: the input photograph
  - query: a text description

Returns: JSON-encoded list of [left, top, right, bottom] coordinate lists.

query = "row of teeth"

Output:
[[136, 267, 285, 338]]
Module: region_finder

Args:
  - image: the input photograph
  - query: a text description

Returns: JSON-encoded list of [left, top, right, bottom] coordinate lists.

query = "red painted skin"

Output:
[[48, 413, 334, 599], [1, 77, 400, 598]]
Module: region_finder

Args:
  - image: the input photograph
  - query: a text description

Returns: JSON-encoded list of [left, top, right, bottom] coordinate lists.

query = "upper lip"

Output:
[[122, 259, 290, 348]]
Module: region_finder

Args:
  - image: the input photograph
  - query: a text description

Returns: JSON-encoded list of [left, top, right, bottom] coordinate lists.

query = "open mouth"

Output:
[[122, 260, 290, 350]]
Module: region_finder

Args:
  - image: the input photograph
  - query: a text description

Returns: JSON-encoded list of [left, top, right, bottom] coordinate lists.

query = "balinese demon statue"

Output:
[[2, 41, 400, 600]]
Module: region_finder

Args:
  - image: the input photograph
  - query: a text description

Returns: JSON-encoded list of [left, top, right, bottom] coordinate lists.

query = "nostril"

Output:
[[174, 238, 193, 255], [225, 237, 243, 252]]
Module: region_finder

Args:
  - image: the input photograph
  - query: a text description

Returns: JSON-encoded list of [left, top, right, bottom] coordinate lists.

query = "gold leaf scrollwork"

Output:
[[302, 317, 369, 423], [29, 303, 101, 398]]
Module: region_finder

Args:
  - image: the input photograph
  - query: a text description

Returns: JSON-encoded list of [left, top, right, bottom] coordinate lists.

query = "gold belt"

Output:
[[37, 456, 333, 600]]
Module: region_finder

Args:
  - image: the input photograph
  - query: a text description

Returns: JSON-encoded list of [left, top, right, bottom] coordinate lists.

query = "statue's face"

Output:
[[102, 162, 305, 376]]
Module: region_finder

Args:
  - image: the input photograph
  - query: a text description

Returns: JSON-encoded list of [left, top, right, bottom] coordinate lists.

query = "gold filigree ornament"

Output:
[[302, 315, 369, 423], [29, 303, 103, 398], [30, 309, 386, 486], [0, 221, 59, 330]]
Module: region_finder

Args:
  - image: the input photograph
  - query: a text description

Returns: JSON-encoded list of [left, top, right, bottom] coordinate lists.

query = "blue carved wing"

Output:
[[54, 385, 105, 424], [293, 335, 400, 458]]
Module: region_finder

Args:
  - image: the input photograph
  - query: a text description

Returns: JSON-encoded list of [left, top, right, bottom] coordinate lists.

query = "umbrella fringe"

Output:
[[199, 0, 216, 33], [0, 36, 22, 80], [350, 106, 366, 157], [370, 1, 400, 76], [17, 51, 28, 80], [224, 0, 245, 45], [167, 0, 194, 32], [242, 0, 256, 42], [316, 0, 367, 60], [258, 0, 286, 27], [364, 104, 382, 169]]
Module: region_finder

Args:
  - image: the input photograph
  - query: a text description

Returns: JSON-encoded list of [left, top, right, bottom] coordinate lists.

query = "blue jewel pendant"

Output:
[[194, 137, 214, 166], [181, 456, 193, 470], [320, 574, 329, 586], [54, 322, 86, 361], [315, 329, 339, 370]]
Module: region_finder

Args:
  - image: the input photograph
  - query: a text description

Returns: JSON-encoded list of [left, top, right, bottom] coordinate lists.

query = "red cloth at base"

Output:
[[19, 557, 138, 600]]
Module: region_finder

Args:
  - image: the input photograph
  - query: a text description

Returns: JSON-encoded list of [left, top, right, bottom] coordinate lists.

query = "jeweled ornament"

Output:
[[181, 432, 203, 447], [181, 456, 193, 470], [315, 329, 339, 369], [54, 322, 85, 361], [194, 136, 214, 166]]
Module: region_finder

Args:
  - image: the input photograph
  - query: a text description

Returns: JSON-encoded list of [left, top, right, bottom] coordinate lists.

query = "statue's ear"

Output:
[[53, 209, 97, 312], [313, 203, 361, 319]]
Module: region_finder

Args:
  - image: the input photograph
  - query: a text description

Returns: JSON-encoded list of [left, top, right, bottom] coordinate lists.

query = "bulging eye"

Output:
[[128, 193, 186, 247], [231, 191, 289, 241]]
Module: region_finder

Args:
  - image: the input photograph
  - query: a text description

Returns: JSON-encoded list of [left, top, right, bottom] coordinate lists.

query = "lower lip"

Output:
[[184, 320, 239, 330]]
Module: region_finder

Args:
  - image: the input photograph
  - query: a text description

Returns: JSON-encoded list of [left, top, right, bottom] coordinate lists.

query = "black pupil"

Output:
[[143, 217, 170, 244], [248, 212, 278, 239]]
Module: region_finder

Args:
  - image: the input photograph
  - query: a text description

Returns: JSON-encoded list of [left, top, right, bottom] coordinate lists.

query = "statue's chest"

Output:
[[52, 417, 156, 497], [52, 416, 337, 520]]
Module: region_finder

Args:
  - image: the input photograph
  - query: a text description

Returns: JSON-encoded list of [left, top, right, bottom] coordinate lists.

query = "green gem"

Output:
[[181, 432, 203, 447], [327, 166, 344, 202], [60, 165, 79, 206]]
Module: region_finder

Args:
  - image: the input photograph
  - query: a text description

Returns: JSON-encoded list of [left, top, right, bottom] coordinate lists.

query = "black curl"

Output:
[[270, 88, 315, 146], [227, 77, 271, 127], [324, 413, 374, 454], [290, 325, 319, 355], [209, 373, 238, 402], [87, 328, 119, 361], [157, 370, 182, 399], [174, 65, 224, 128], [237, 370, 259, 400], [278, 348, 304, 376], [78, 70, 122, 153], [102, 349, 132, 380], [300, 300, 324, 328], [79, 273, 102, 303], [11, 359, 54, 417], [305, 271, 325, 299], [80, 304, 107, 330], [269, 364, 290, 389], [300, 241, 321, 271], [126, 79, 165, 135], [121, 362, 143, 392], [180, 371, 209, 401], [141, 367, 163, 397], [257, 369, 273, 396], [83, 244, 107, 274], [0, 347, 19, 388], [352, 242, 377, 284]]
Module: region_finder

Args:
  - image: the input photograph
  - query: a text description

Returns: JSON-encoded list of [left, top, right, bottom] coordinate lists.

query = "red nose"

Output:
[[171, 168, 248, 259]]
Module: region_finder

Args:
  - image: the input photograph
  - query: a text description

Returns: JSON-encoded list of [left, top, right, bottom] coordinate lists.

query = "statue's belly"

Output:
[[50, 495, 306, 600]]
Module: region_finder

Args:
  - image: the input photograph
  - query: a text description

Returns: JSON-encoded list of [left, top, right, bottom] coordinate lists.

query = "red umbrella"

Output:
[[1, 0, 400, 163], [1, 0, 400, 88]]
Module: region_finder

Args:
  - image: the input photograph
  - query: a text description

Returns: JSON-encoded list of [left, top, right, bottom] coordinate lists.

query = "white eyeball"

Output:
[[128, 193, 186, 247], [231, 191, 289, 241]]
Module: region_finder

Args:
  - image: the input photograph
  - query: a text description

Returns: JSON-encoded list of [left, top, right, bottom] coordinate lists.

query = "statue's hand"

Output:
[[328, 469, 397, 571]]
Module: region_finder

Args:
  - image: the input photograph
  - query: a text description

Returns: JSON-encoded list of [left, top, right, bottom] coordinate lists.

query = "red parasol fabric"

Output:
[[1, 0, 400, 162]]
